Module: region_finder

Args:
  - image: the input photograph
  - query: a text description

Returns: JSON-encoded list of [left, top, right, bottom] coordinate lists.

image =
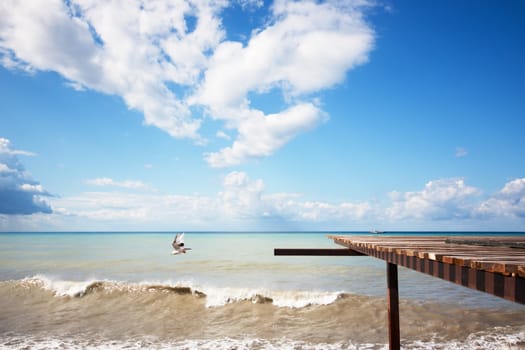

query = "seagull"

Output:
[[172, 233, 191, 255]]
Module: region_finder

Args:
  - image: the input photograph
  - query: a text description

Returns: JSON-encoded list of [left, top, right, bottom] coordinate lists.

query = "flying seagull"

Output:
[[172, 233, 191, 255]]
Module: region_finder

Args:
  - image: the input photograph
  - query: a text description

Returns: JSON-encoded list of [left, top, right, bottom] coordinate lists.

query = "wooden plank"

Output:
[[274, 248, 365, 256], [446, 237, 525, 249]]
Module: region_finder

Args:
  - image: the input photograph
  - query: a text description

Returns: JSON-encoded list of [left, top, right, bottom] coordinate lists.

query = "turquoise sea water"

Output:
[[1, 232, 525, 349]]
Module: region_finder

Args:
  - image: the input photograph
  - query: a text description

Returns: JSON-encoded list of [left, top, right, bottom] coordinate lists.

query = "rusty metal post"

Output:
[[387, 262, 400, 350], [274, 248, 365, 256]]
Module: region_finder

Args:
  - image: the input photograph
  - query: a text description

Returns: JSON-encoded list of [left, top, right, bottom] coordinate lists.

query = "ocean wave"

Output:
[[11, 275, 347, 309], [200, 285, 345, 308]]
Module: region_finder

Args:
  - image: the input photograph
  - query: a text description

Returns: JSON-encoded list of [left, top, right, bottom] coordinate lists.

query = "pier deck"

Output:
[[329, 235, 525, 304]]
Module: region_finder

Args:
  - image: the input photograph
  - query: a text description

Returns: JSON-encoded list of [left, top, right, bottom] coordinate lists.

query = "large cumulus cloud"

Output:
[[0, 0, 374, 167]]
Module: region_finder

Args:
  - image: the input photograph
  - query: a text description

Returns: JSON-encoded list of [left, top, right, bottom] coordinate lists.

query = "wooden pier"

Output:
[[274, 235, 525, 350]]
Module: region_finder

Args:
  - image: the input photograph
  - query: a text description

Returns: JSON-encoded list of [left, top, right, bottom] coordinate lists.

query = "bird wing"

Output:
[[172, 233, 184, 249], [172, 234, 180, 249]]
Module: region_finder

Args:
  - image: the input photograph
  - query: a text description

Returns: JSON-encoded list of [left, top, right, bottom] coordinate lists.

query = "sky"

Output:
[[0, 0, 524, 232]]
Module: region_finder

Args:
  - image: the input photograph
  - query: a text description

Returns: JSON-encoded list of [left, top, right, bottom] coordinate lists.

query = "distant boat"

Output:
[[370, 230, 385, 234]]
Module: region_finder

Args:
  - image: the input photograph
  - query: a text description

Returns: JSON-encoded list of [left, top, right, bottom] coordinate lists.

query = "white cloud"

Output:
[[19, 184, 46, 193], [500, 178, 525, 197], [382, 177, 525, 229], [237, 0, 264, 10], [85, 177, 149, 190], [386, 178, 480, 221], [194, 1, 373, 108], [475, 178, 525, 219], [0, 0, 375, 166], [0, 138, 35, 156], [205, 103, 326, 167], [266, 195, 373, 222], [0, 164, 14, 173], [0, 0, 221, 141], [219, 171, 266, 218]]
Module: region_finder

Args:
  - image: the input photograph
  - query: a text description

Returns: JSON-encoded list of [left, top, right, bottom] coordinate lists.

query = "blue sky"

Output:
[[1, 0, 524, 231]]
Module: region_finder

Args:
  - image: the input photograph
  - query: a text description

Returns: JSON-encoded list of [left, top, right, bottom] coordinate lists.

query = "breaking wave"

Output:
[[13, 275, 347, 308]]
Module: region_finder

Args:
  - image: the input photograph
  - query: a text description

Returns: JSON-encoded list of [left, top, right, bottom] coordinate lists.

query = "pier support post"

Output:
[[387, 262, 400, 350]]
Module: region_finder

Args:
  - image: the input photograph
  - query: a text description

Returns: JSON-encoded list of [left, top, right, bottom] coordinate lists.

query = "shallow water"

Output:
[[1, 232, 525, 349]]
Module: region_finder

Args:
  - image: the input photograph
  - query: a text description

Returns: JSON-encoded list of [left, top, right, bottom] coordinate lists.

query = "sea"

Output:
[[1, 231, 525, 350]]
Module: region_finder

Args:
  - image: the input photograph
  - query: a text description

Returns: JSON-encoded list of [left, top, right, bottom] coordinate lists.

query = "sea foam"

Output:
[[2, 334, 525, 350]]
